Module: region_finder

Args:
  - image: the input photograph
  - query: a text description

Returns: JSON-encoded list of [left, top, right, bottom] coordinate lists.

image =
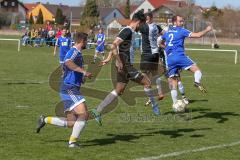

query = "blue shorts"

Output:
[[60, 84, 85, 112], [59, 56, 65, 64], [166, 53, 195, 78], [96, 45, 104, 53]]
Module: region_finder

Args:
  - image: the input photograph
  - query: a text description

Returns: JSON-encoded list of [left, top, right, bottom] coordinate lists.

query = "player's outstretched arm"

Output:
[[53, 38, 59, 56], [190, 26, 212, 38], [111, 38, 123, 71], [99, 51, 113, 66], [65, 60, 92, 78]]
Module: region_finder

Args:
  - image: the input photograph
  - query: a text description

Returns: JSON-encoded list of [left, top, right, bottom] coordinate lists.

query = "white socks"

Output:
[[96, 90, 118, 113], [44, 117, 67, 127], [178, 81, 185, 96], [194, 70, 202, 83], [171, 89, 178, 104], [69, 120, 86, 144], [144, 87, 157, 107], [156, 77, 163, 95]]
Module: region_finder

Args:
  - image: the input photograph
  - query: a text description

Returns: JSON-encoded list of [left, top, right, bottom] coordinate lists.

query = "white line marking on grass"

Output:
[[136, 140, 240, 160], [16, 105, 30, 108]]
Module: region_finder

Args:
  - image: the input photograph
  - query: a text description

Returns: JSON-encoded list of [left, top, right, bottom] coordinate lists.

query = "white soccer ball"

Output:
[[172, 100, 186, 113]]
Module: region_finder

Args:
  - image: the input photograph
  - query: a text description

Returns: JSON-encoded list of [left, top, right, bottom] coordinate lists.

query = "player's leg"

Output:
[[68, 103, 88, 148], [189, 65, 207, 93], [168, 77, 178, 104], [101, 52, 105, 60], [155, 76, 164, 101], [177, 76, 189, 104], [180, 55, 207, 93], [91, 67, 129, 125], [131, 65, 160, 116], [91, 82, 126, 125], [93, 50, 99, 63], [36, 115, 68, 133], [141, 54, 164, 106], [100, 46, 105, 60], [141, 74, 160, 115]]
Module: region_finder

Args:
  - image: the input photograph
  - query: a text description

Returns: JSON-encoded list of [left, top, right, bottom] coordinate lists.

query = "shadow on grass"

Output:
[[192, 112, 240, 123], [83, 128, 211, 146], [188, 99, 208, 104]]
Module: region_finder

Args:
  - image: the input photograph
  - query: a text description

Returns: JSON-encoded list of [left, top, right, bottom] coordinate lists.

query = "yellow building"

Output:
[[25, 2, 69, 23]]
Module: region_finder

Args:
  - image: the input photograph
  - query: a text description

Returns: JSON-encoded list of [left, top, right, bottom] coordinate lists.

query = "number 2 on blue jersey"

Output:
[[168, 33, 174, 46]]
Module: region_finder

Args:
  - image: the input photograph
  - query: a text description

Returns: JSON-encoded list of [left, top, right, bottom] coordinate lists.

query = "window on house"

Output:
[[12, 2, 15, 7], [4, 1, 8, 6], [148, 9, 151, 12], [113, 12, 116, 18]]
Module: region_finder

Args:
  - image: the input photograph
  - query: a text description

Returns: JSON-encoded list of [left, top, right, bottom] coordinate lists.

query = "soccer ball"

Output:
[[172, 100, 187, 113]]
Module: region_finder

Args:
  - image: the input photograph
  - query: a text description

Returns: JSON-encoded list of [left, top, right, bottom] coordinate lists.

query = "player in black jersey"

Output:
[[91, 11, 161, 125], [139, 12, 165, 106]]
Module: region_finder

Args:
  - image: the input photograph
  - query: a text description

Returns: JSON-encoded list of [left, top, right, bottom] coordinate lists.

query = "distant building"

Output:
[[0, 0, 28, 24], [152, 4, 203, 24], [107, 18, 131, 29], [130, 0, 187, 18], [25, 2, 69, 23], [99, 8, 125, 27], [25, 2, 125, 27]]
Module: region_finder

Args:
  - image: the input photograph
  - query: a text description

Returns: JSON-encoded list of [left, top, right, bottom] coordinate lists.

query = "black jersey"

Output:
[[117, 26, 134, 65], [140, 23, 162, 54]]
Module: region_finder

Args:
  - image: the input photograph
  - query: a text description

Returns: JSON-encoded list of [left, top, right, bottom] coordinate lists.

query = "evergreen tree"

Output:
[[29, 13, 34, 24], [81, 0, 99, 27], [55, 8, 65, 25], [124, 0, 130, 18], [36, 9, 44, 24]]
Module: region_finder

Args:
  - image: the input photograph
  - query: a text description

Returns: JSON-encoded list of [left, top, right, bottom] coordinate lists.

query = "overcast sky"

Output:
[[20, 0, 240, 8]]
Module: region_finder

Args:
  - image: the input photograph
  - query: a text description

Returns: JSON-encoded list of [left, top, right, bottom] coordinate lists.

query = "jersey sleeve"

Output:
[[162, 33, 167, 41], [181, 28, 192, 38], [117, 28, 132, 41], [64, 49, 77, 62], [157, 25, 163, 33]]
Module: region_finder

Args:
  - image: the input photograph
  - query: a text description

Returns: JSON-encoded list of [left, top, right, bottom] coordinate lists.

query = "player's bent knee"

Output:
[[67, 121, 75, 128], [190, 65, 200, 72]]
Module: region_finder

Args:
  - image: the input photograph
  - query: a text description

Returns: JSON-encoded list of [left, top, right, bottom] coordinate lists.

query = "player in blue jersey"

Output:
[[161, 15, 212, 106], [54, 28, 72, 64], [93, 28, 106, 63], [37, 32, 93, 148]]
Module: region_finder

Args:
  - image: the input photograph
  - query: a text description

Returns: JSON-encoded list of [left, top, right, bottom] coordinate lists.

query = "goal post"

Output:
[[185, 48, 238, 64], [0, 38, 21, 52]]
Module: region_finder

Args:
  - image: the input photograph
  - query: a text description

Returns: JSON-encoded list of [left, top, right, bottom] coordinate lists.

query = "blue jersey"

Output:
[[162, 26, 192, 56], [96, 33, 105, 47], [63, 47, 84, 87], [56, 36, 71, 57]]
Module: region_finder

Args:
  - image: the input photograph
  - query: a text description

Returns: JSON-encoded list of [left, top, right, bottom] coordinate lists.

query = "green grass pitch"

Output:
[[0, 39, 240, 160]]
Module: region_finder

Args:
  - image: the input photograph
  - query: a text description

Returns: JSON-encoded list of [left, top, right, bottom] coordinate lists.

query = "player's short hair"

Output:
[[146, 11, 153, 19], [75, 32, 88, 43], [132, 10, 146, 23], [172, 15, 182, 23]]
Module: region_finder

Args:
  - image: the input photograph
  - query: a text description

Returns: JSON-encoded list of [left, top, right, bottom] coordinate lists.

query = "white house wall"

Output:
[[18, 4, 26, 21], [107, 20, 122, 29], [130, 0, 154, 18], [103, 9, 125, 26]]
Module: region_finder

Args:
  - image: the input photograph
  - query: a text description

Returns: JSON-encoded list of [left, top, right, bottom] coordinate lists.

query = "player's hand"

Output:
[[206, 25, 212, 32], [98, 59, 109, 67], [84, 72, 92, 79]]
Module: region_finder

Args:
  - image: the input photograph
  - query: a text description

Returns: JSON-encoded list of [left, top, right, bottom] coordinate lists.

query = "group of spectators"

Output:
[[21, 26, 74, 47]]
